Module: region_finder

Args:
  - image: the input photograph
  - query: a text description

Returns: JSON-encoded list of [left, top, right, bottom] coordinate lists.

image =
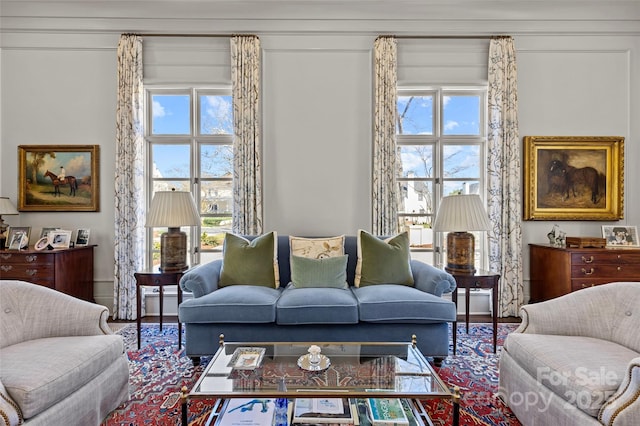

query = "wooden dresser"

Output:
[[0, 245, 95, 302], [529, 243, 640, 302]]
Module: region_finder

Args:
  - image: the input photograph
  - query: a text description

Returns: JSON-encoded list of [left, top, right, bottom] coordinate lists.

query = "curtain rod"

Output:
[[391, 35, 498, 40], [132, 33, 241, 38]]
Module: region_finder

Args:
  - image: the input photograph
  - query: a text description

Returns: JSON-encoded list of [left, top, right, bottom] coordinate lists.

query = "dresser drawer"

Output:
[[0, 252, 54, 266], [571, 279, 627, 292], [571, 264, 640, 279], [0, 263, 55, 287], [571, 251, 640, 265]]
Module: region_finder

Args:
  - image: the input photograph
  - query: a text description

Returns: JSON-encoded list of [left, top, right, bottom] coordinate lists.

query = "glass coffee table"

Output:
[[181, 335, 460, 426]]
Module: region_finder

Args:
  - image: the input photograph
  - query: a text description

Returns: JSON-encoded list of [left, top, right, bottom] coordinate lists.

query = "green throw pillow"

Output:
[[219, 232, 280, 288], [290, 254, 349, 289], [355, 230, 414, 287]]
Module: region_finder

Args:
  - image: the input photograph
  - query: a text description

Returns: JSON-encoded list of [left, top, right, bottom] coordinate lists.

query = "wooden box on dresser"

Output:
[[0, 245, 95, 302], [529, 243, 640, 302]]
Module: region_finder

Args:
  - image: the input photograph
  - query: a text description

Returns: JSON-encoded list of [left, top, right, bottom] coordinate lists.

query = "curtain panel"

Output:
[[372, 36, 399, 235], [231, 35, 263, 235], [487, 36, 523, 317], [114, 34, 145, 320]]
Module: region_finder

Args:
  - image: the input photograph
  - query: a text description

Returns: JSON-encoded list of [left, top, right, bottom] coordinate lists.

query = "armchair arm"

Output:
[[598, 357, 640, 426], [410, 260, 456, 296], [0, 280, 110, 349], [180, 260, 223, 298]]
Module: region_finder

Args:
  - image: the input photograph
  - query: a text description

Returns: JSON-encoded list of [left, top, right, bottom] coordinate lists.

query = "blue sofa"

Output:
[[178, 235, 457, 363]]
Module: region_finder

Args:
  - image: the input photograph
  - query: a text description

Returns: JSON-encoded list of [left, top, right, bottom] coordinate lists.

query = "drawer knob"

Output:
[[26, 269, 38, 276], [26, 255, 37, 262], [617, 266, 622, 271], [1, 265, 12, 272], [581, 283, 595, 289], [581, 268, 595, 276], [581, 256, 594, 264]]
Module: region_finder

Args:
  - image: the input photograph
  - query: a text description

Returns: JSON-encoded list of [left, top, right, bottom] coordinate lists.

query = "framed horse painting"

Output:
[[523, 136, 624, 221], [18, 145, 100, 212]]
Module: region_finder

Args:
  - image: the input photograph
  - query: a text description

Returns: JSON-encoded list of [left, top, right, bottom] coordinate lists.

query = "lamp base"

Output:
[[160, 228, 189, 272], [445, 231, 476, 275]]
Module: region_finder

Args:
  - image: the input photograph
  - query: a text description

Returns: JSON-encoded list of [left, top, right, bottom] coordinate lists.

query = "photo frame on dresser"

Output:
[[49, 230, 72, 249], [7, 227, 30, 250], [75, 228, 90, 246], [602, 225, 639, 247]]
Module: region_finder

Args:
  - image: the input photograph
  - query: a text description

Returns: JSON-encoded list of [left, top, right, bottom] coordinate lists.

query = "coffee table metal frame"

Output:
[[181, 335, 460, 426]]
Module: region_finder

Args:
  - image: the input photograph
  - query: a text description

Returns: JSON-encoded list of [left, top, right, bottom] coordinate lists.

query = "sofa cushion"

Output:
[[355, 230, 413, 287], [276, 285, 359, 324], [219, 231, 280, 288], [290, 254, 348, 289], [0, 335, 124, 419], [353, 284, 456, 323], [179, 285, 281, 323], [504, 333, 638, 417], [290, 235, 345, 259]]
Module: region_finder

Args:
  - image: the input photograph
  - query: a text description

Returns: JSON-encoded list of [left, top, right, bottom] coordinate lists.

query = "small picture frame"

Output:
[[7, 227, 31, 250], [602, 226, 639, 247], [49, 230, 73, 249], [40, 227, 59, 240], [75, 229, 90, 246], [226, 347, 266, 370]]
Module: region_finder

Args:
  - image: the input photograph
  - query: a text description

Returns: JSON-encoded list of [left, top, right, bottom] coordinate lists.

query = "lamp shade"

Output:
[[145, 190, 200, 228], [0, 197, 19, 215], [433, 194, 491, 233]]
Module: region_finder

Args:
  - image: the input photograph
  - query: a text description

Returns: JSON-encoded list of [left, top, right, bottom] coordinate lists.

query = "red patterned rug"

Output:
[[102, 323, 521, 426]]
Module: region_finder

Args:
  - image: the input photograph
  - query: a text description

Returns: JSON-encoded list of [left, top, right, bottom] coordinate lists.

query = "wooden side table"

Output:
[[134, 270, 185, 349], [450, 270, 500, 354]]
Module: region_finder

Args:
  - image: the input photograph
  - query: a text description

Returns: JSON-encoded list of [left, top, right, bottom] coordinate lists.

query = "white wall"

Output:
[[1, 1, 638, 312]]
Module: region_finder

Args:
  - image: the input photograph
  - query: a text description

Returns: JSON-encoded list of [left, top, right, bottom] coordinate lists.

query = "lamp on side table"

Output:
[[0, 197, 19, 249]]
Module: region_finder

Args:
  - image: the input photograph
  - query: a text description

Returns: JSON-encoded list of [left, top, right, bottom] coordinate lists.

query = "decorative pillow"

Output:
[[0, 379, 22, 426], [219, 232, 280, 288], [289, 235, 345, 259], [290, 254, 349, 289], [355, 230, 414, 287]]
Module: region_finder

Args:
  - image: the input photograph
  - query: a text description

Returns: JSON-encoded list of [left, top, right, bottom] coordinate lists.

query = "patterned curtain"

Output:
[[487, 36, 523, 317], [114, 34, 145, 320], [372, 36, 399, 235], [231, 35, 263, 235]]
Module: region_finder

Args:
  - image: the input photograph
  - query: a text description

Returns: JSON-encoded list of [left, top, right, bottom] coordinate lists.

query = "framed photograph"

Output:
[[75, 228, 90, 246], [602, 225, 639, 247], [18, 145, 100, 212], [7, 226, 31, 250], [523, 136, 624, 221], [40, 227, 59, 240], [49, 230, 73, 249]]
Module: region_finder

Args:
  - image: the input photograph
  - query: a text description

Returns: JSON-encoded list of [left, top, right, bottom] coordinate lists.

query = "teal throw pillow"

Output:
[[219, 232, 280, 288], [290, 254, 349, 289], [355, 230, 414, 287]]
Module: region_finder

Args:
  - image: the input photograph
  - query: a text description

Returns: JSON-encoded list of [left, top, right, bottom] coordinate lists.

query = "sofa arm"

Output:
[[180, 260, 223, 298], [410, 260, 456, 296], [0, 280, 110, 348], [598, 357, 640, 426]]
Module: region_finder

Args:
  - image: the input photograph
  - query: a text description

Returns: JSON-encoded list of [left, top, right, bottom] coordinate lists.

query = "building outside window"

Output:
[[397, 87, 487, 268], [145, 87, 233, 268]]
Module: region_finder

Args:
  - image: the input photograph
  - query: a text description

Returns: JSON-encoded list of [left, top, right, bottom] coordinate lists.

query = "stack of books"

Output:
[[292, 398, 356, 424]]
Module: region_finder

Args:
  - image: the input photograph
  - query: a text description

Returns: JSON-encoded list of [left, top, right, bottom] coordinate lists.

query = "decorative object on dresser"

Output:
[[602, 225, 639, 247], [145, 188, 200, 272], [0, 197, 19, 249], [49, 229, 73, 249], [529, 243, 640, 302], [17, 144, 100, 212], [433, 194, 491, 275], [523, 136, 624, 221], [75, 228, 90, 246], [565, 236, 606, 248], [0, 245, 96, 301], [6, 226, 30, 250]]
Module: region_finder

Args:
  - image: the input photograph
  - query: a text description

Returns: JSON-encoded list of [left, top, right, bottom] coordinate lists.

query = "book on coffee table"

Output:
[[366, 398, 409, 426], [292, 398, 355, 424], [217, 398, 276, 426]]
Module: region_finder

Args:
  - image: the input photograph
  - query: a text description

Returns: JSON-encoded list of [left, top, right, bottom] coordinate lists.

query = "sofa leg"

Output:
[[190, 356, 201, 366], [432, 357, 444, 367]]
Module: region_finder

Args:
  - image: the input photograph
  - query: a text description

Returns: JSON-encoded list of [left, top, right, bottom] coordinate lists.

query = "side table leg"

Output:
[[452, 385, 461, 426], [136, 283, 142, 350], [492, 281, 499, 353], [181, 386, 188, 426]]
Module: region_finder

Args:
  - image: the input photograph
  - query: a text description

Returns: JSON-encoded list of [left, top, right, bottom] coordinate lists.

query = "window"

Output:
[[145, 88, 233, 268], [397, 87, 487, 268]]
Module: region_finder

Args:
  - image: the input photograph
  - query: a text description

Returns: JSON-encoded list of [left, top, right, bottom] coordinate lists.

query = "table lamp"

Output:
[[145, 189, 200, 272], [0, 197, 19, 249], [433, 194, 491, 274]]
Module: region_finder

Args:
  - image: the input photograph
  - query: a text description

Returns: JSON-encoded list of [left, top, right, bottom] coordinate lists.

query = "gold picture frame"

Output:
[[18, 145, 100, 212], [523, 136, 624, 221]]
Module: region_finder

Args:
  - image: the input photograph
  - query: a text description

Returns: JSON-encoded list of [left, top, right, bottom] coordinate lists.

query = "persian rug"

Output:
[[102, 322, 521, 426]]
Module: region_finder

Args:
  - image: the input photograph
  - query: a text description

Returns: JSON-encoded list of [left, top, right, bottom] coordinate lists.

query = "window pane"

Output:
[[401, 219, 434, 249], [200, 95, 233, 135], [200, 180, 233, 214], [152, 180, 190, 194], [152, 144, 191, 178], [443, 145, 480, 178], [400, 181, 433, 215], [442, 180, 480, 196], [399, 145, 434, 178], [151, 95, 190, 135], [200, 218, 229, 251], [443, 95, 480, 135], [397, 96, 433, 135], [201, 145, 233, 178]]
